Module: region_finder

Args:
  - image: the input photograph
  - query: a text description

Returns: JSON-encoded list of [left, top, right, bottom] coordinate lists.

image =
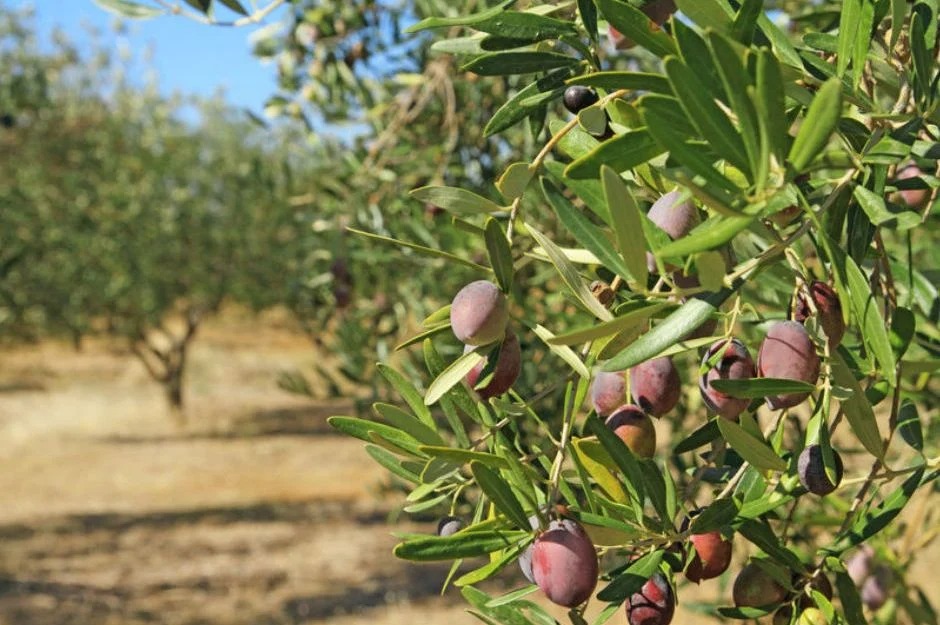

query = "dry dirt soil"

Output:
[[0, 312, 935, 625]]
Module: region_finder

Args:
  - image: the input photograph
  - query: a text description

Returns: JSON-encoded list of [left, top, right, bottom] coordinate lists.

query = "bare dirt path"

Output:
[[0, 317, 482, 625]]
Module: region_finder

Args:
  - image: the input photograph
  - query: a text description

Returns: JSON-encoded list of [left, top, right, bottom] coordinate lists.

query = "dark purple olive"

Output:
[[793, 281, 845, 350], [733, 562, 788, 608], [563, 85, 600, 114], [798, 444, 843, 496]]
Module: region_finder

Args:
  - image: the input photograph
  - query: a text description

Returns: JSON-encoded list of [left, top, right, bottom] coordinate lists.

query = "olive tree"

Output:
[[0, 8, 310, 416]]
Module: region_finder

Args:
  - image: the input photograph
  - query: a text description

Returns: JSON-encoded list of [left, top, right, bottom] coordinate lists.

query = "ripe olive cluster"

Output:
[[434, 177, 885, 622]]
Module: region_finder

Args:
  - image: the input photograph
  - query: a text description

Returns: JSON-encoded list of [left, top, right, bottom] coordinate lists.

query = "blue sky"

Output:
[[24, 0, 286, 115]]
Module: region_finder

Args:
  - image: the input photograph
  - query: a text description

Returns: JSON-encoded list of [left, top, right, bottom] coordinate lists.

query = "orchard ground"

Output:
[[0, 310, 935, 625]]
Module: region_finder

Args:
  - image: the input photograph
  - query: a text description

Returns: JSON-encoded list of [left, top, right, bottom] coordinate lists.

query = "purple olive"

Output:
[[625, 573, 675, 625], [590, 370, 628, 417], [757, 321, 820, 409], [464, 329, 521, 398], [699, 338, 756, 420], [793, 281, 845, 350], [646, 190, 699, 273], [450, 280, 508, 346], [860, 565, 893, 610], [798, 444, 844, 496], [845, 546, 874, 587], [605, 405, 657, 459], [685, 530, 733, 583], [733, 562, 788, 608], [630, 357, 680, 418], [532, 519, 599, 607]]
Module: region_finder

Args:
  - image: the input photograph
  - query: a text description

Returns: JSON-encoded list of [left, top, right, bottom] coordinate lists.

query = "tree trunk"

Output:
[[164, 366, 186, 426], [131, 309, 201, 427]]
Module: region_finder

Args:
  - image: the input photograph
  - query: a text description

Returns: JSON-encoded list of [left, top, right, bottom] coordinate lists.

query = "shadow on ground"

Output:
[[99, 405, 351, 443], [0, 499, 388, 542]]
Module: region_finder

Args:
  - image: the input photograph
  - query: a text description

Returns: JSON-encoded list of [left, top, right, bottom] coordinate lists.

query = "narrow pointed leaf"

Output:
[[709, 378, 816, 399], [348, 228, 491, 272], [531, 323, 592, 379], [461, 51, 579, 76], [425, 351, 485, 406], [374, 403, 446, 446], [484, 217, 514, 292], [328, 416, 427, 458], [584, 414, 647, 510], [365, 445, 422, 484], [394, 530, 528, 561], [655, 214, 754, 258], [755, 49, 789, 163], [787, 77, 843, 172], [664, 58, 752, 178], [93, 0, 163, 18], [717, 419, 787, 472], [526, 224, 614, 321], [572, 438, 630, 504], [568, 71, 672, 94], [601, 166, 648, 286], [830, 351, 884, 458], [541, 177, 633, 281], [485, 68, 573, 136], [565, 129, 665, 179], [419, 446, 510, 469], [602, 289, 734, 371], [406, 0, 515, 32], [548, 302, 669, 345], [837, 246, 897, 386], [471, 461, 530, 529], [217, 0, 248, 15], [378, 364, 436, 428], [596, 0, 678, 57], [596, 550, 664, 602], [411, 186, 504, 215]]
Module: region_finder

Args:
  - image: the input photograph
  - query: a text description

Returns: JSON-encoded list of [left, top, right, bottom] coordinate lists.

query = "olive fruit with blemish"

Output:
[[630, 357, 680, 417]]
